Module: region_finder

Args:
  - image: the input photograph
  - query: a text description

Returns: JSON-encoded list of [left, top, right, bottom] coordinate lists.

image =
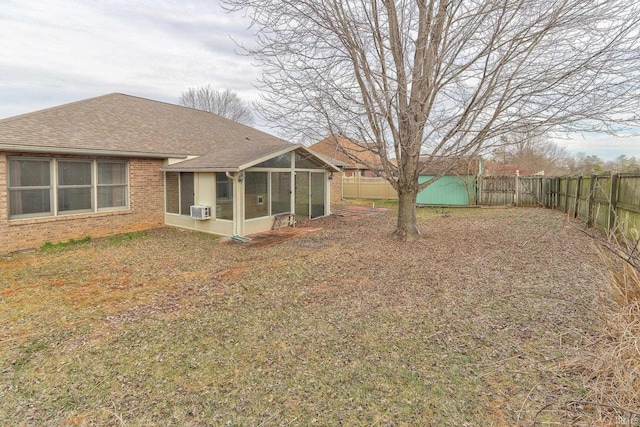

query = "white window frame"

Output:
[[7, 157, 129, 219], [57, 159, 94, 215], [97, 161, 129, 211], [7, 158, 54, 219]]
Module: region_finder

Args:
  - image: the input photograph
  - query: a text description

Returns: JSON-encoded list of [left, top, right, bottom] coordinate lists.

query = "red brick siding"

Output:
[[330, 171, 342, 204], [0, 153, 165, 255]]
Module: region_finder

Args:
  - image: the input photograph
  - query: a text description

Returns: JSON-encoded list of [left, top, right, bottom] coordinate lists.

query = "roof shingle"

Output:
[[0, 93, 300, 169]]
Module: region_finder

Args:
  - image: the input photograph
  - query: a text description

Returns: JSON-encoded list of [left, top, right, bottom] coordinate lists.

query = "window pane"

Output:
[[295, 172, 310, 218], [271, 172, 291, 214], [58, 161, 92, 186], [98, 162, 126, 184], [9, 159, 50, 187], [165, 172, 179, 214], [245, 172, 268, 219], [216, 173, 232, 199], [311, 172, 325, 218], [295, 152, 324, 169], [180, 172, 194, 216], [255, 153, 292, 168], [98, 186, 127, 209], [58, 187, 92, 212], [9, 189, 51, 216], [215, 173, 233, 220]]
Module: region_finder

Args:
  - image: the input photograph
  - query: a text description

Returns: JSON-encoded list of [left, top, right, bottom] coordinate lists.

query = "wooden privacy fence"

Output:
[[342, 173, 640, 239], [479, 175, 550, 207], [482, 173, 640, 239]]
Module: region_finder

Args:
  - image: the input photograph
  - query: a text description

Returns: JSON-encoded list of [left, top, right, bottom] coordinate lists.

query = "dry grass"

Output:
[[561, 250, 640, 426], [0, 206, 608, 426]]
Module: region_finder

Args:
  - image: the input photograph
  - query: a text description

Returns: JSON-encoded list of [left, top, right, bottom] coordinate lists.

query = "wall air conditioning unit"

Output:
[[190, 205, 212, 220]]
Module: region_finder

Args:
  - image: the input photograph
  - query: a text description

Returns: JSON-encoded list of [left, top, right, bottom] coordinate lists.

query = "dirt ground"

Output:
[[0, 206, 607, 426]]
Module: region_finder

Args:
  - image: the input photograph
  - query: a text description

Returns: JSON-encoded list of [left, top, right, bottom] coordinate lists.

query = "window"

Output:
[[215, 172, 233, 220], [271, 172, 291, 214], [244, 172, 268, 219], [8, 157, 129, 219], [98, 162, 128, 209], [164, 172, 194, 216], [165, 172, 179, 214], [255, 152, 292, 168], [295, 152, 324, 169], [58, 160, 93, 213], [8, 158, 52, 217], [216, 172, 232, 200], [180, 172, 194, 216]]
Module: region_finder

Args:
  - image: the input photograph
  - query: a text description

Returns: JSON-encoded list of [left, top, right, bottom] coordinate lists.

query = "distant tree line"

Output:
[[488, 135, 640, 176]]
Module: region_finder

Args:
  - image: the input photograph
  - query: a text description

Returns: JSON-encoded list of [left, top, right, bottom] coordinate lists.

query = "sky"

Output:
[[1, 0, 639, 160]]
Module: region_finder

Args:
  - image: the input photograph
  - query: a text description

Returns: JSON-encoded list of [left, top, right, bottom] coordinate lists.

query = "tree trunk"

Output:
[[394, 185, 420, 239]]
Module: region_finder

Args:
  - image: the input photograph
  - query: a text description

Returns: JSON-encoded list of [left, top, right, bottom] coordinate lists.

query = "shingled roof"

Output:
[[0, 93, 324, 171], [309, 135, 382, 171]]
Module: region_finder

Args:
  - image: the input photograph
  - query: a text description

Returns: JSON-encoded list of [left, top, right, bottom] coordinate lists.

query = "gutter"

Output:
[[0, 144, 186, 160]]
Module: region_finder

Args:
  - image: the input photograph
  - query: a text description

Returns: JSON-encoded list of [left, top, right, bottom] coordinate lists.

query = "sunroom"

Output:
[[162, 145, 339, 238]]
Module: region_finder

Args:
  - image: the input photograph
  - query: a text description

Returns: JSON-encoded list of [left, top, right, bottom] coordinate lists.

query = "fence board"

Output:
[[480, 176, 515, 205], [616, 175, 640, 238]]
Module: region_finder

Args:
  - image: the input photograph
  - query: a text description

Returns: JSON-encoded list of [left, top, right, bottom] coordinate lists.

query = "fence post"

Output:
[[587, 173, 596, 227], [609, 173, 619, 235], [573, 175, 582, 218], [514, 171, 520, 206], [564, 177, 571, 214]]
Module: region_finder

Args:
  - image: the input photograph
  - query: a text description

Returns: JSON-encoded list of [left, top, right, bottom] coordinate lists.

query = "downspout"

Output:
[[226, 171, 238, 236]]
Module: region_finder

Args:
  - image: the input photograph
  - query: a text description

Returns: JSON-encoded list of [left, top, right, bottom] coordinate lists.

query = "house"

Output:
[[309, 135, 382, 178], [0, 94, 338, 255]]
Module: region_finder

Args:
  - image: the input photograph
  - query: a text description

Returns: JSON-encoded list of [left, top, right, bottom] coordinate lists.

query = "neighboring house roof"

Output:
[[309, 135, 381, 171], [304, 150, 352, 170], [418, 155, 483, 175], [0, 93, 337, 172], [483, 161, 532, 176]]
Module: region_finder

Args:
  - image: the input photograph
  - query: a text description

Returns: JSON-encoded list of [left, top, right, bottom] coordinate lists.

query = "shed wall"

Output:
[[417, 175, 475, 206]]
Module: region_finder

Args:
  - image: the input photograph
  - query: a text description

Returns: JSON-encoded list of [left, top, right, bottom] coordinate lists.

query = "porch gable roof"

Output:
[[161, 145, 340, 173]]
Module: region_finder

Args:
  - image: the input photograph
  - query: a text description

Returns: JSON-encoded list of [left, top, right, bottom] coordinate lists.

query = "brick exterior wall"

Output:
[[0, 153, 165, 255], [330, 171, 343, 204]]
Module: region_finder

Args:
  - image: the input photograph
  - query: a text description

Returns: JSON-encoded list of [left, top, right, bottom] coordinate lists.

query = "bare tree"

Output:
[[222, 0, 640, 237], [179, 85, 254, 125], [491, 133, 569, 175]]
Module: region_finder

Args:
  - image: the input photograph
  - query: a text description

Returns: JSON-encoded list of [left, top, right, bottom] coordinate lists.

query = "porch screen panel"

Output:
[[165, 172, 179, 214], [58, 161, 93, 213], [97, 162, 128, 209], [255, 153, 291, 168], [245, 172, 268, 219], [8, 158, 52, 217], [311, 172, 325, 218], [295, 172, 310, 218], [271, 172, 291, 214], [179, 172, 194, 216], [215, 172, 233, 220], [295, 152, 324, 169]]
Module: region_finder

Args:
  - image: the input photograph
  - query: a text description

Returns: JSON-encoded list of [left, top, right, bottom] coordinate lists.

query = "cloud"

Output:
[[0, 0, 639, 158], [0, 0, 260, 117], [552, 132, 640, 160]]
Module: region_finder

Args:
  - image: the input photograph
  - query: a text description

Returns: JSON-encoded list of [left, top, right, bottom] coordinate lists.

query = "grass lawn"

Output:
[[0, 206, 604, 426]]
